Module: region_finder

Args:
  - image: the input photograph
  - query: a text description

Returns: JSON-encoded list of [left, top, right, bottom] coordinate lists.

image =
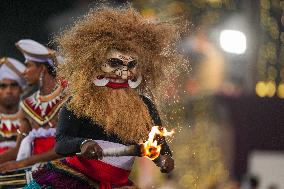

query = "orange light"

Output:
[[141, 126, 174, 160]]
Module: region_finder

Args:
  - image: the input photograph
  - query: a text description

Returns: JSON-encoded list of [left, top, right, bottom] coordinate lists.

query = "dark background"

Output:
[[0, 0, 128, 60]]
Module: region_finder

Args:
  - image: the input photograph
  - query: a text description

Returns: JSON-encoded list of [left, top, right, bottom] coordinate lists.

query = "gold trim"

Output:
[[20, 84, 68, 126], [0, 57, 6, 67], [39, 84, 62, 102], [51, 160, 99, 188], [0, 130, 17, 138], [20, 95, 68, 126], [0, 179, 26, 185], [0, 173, 25, 179], [20, 100, 42, 121], [0, 112, 21, 121], [0, 115, 20, 138]]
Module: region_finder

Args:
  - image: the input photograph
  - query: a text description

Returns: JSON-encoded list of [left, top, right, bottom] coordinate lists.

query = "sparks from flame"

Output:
[[141, 126, 174, 160]]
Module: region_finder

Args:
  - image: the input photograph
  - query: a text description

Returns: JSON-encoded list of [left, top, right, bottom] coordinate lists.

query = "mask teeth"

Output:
[[93, 77, 110, 86]]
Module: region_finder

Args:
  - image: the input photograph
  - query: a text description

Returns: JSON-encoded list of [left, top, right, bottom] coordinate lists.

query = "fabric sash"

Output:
[[0, 141, 16, 154], [66, 156, 131, 189], [16, 128, 56, 160], [33, 137, 55, 155]]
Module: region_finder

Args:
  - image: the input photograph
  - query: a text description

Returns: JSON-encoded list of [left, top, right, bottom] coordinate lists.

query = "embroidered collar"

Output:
[[0, 112, 21, 138], [20, 82, 68, 127]]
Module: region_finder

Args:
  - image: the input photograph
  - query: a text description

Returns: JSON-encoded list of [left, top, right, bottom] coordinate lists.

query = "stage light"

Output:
[[220, 30, 247, 54]]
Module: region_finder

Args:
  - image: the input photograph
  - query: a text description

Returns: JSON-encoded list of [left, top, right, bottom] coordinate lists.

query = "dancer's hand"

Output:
[[159, 155, 174, 173], [80, 140, 103, 160], [0, 161, 23, 173]]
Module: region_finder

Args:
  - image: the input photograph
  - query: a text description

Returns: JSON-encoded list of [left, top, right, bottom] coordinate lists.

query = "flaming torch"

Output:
[[95, 126, 174, 160], [140, 126, 174, 160]]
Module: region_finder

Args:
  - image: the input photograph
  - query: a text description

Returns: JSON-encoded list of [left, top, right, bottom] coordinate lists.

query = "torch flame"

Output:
[[141, 126, 174, 160]]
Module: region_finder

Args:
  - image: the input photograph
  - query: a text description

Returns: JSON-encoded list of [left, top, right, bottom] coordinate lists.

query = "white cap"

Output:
[[0, 57, 26, 88], [16, 39, 59, 67]]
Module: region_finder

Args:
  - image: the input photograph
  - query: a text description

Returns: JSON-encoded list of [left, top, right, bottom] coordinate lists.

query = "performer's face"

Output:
[[0, 78, 21, 108], [23, 60, 42, 85], [93, 50, 142, 88]]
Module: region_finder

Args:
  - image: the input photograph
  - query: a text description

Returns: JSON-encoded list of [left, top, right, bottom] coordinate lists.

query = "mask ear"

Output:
[[128, 75, 142, 88]]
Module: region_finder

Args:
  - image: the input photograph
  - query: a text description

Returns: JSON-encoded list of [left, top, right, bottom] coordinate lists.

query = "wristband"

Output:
[[80, 139, 94, 150]]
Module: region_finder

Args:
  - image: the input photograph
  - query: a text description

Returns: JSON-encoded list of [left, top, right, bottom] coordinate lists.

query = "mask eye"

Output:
[[127, 60, 137, 69], [107, 58, 123, 68]]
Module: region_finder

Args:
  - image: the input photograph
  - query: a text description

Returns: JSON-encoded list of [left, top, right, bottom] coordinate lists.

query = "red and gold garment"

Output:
[[20, 81, 68, 127], [0, 113, 21, 153], [16, 81, 68, 160]]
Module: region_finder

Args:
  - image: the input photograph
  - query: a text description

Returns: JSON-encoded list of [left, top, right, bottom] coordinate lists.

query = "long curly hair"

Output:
[[56, 6, 187, 143]]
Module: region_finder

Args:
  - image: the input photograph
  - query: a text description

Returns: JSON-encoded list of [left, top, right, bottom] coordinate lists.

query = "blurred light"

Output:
[[266, 81, 276, 97], [260, 0, 270, 9], [167, 2, 185, 15], [207, 0, 221, 2], [207, 0, 222, 8], [256, 81, 267, 97], [140, 8, 156, 20], [256, 81, 277, 97], [277, 83, 284, 99], [269, 22, 279, 40], [219, 30, 247, 54]]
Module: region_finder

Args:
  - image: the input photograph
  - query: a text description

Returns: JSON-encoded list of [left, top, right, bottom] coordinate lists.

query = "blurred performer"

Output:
[[0, 57, 26, 155], [0, 39, 68, 172], [25, 6, 186, 189]]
